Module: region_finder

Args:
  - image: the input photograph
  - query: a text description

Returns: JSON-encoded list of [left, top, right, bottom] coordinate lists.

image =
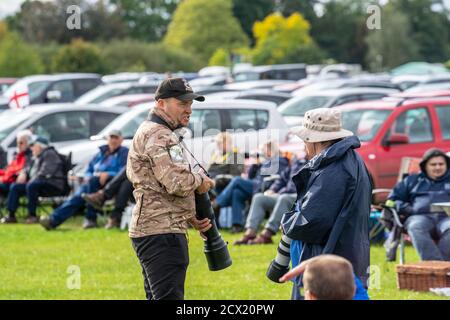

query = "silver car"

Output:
[[0, 104, 127, 167]]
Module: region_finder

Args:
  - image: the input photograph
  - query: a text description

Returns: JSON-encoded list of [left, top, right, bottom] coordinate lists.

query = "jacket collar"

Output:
[[150, 108, 182, 131], [307, 136, 361, 171]]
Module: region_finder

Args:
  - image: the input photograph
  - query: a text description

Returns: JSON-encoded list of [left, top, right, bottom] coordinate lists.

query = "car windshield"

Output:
[[98, 108, 149, 139], [278, 96, 331, 116], [75, 84, 128, 104], [341, 109, 392, 142], [0, 109, 33, 143]]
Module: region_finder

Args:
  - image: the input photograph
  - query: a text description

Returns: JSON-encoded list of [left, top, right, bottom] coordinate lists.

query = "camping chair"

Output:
[[370, 157, 422, 264]]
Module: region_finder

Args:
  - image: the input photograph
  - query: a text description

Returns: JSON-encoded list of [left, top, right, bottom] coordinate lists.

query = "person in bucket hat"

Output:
[[278, 108, 372, 300]]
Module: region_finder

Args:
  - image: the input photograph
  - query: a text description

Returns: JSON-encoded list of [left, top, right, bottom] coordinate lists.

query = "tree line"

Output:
[[0, 0, 449, 77]]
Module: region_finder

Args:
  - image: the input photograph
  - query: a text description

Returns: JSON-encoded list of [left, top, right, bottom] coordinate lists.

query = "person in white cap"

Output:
[[278, 108, 372, 300]]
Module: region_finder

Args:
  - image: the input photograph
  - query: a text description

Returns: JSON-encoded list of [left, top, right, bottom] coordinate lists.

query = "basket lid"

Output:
[[396, 261, 450, 275]]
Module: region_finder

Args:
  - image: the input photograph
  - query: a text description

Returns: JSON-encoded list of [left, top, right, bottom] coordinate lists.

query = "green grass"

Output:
[[0, 216, 448, 300]]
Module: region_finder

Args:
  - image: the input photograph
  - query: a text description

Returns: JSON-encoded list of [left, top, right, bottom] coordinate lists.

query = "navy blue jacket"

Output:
[[281, 136, 372, 286], [270, 158, 306, 194], [85, 145, 129, 179], [388, 169, 450, 216], [248, 156, 289, 194]]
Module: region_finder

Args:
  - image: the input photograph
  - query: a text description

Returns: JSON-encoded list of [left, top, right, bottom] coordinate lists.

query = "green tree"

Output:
[[250, 13, 324, 65], [312, 0, 368, 65], [100, 39, 202, 73], [110, 0, 180, 42], [208, 48, 231, 67], [164, 0, 249, 66], [365, 5, 420, 71], [51, 38, 105, 73], [7, 0, 127, 44], [0, 32, 44, 77], [275, 0, 318, 24], [390, 0, 450, 63], [232, 0, 274, 44]]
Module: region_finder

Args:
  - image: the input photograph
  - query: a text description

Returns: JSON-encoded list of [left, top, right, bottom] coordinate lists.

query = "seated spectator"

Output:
[[388, 148, 450, 261], [0, 130, 32, 204], [281, 254, 356, 300], [234, 157, 305, 245], [81, 167, 133, 230], [1, 136, 65, 224], [40, 130, 128, 230], [207, 132, 244, 194], [215, 141, 289, 233]]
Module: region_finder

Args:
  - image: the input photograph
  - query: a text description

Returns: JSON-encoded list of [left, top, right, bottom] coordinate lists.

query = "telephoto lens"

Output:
[[266, 234, 292, 283], [195, 192, 232, 271]]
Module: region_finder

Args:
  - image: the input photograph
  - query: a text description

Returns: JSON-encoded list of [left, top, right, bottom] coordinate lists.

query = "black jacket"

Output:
[[26, 147, 65, 192]]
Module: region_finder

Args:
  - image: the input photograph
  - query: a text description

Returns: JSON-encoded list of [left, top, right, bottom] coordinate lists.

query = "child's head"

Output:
[[303, 255, 356, 300]]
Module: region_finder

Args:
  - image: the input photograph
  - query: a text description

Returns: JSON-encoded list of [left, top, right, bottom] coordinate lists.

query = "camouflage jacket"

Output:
[[126, 109, 203, 238]]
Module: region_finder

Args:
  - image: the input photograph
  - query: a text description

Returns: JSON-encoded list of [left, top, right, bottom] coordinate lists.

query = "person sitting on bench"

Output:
[[1, 136, 65, 224]]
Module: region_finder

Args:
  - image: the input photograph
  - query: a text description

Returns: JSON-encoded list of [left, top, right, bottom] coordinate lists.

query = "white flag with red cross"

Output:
[[7, 84, 30, 109]]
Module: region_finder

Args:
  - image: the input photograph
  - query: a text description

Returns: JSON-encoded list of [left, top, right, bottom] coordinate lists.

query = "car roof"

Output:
[[20, 73, 101, 82], [133, 98, 277, 109], [335, 96, 450, 111], [243, 64, 306, 72], [11, 103, 128, 115]]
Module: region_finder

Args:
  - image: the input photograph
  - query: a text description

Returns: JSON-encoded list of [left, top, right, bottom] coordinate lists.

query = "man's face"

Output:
[[107, 135, 123, 151], [159, 98, 193, 127], [31, 144, 42, 157], [16, 137, 29, 152], [425, 156, 447, 180]]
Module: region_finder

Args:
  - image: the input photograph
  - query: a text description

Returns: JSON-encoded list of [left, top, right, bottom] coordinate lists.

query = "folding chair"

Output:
[[370, 157, 422, 264]]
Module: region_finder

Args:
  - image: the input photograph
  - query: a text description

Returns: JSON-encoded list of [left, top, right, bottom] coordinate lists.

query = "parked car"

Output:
[[336, 97, 450, 188], [0, 78, 17, 94], [75, 82, 158, 105], [206, 89, 292, 106], [403, 82, 450, 93], [391, 73, 450, 91], [0, 104, 127, 168], [278, 88, 397, 126], [390, 90, 450, 99], [99, 94, 155, 108], [59, 100, 290, 171], [233, 64, 307, 82], [224, 80, 295, 91], [3, 74, 102, 109], [280, 96, 450, 189], [189, 75, 230, 88]]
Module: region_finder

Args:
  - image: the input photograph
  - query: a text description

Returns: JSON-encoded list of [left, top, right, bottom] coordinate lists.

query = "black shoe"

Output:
[[39, 216, 54, 230], [82, 219, 98, 229], [1, 216, 17, 224]]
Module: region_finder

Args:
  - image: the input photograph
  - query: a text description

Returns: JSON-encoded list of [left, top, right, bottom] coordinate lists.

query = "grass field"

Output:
[[0, 216, 448, 300]]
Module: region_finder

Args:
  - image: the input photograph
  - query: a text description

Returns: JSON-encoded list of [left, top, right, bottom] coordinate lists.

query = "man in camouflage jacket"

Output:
[[126, 78, 215, 300]]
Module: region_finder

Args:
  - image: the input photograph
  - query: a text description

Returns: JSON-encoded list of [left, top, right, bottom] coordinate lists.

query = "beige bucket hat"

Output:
[[292, 108, 353, 143]]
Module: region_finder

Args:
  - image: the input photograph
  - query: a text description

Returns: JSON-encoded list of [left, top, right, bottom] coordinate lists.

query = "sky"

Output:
[[1, 0, 450, 19]]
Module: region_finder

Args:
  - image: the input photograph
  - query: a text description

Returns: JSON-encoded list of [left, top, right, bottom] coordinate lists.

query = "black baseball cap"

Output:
[[154, 78, 205, 102]]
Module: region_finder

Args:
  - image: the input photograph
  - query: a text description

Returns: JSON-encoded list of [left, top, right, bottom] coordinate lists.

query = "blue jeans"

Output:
[[7, 181, 61, 217], [0, 182, 10, 197], [50, 177, 104, 227], [404, 213, 450, 261], [216, 177, 255, 226]]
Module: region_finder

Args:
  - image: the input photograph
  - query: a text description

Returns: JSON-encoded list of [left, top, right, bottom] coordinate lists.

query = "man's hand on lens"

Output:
[[189, 217, 212, 240], [196, 175, 215, 194]]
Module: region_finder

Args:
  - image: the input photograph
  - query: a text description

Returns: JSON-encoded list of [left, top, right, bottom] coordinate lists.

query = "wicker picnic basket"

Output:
[[396, 261, 450, 291]]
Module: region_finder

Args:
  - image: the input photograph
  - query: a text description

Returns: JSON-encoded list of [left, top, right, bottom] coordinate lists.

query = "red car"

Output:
[[335, 97, 450, 188]]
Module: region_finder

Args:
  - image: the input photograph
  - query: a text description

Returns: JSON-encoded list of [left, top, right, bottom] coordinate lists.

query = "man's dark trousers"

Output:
[[131, 233, 189, 300]]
